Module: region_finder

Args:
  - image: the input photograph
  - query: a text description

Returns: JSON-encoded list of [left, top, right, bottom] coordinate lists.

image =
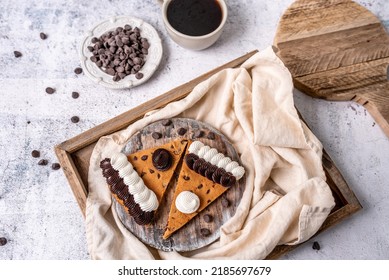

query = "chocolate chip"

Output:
[[141, 155, 148, 161], [40, 32, 47, 40], [140, 171, 146, 177], [31, 150, 40, 158], [221, 197, 230, 208], [207, 131, 216, 140], [45, 87, 55, 94], [152, 148, 172, 171], [14, 51, 22, 58], [71, 116, 80, 123], [183, 175, 190, 181], [71, 91, 79, 99], [133, 156, 138, 161], [177, 127, 187, 136], [51, 163, 61, 170], [152, 132, 162, 139], [149, 168, 155, 174], [135, 72, 143, 79], [312, 241, 321, 250], [193, 130, 204, 138], [74, 67, 83, 74], [197, 184, 203, 189], [200, 228, 211, 237], [38, 159, 48, 166], [161, 119, 172, 126], [0, 237, 7, 246], [203, 214, 213, 223]]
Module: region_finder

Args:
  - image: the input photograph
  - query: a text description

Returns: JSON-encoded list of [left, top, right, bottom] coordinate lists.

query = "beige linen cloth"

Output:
[[86, 47, 335, 260]]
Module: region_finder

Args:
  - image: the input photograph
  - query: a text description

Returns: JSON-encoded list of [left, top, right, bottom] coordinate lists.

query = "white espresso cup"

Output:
[[159, 0, 228, 50]]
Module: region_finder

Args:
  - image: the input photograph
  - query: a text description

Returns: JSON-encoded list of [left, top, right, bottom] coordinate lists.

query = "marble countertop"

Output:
[[1, 0, 388, 260]]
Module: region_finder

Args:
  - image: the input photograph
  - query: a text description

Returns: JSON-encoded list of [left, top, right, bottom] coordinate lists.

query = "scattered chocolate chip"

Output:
[[206, 189, 210, 194], [71, 116, 80, 123], [193, 130, 204, 138], [14, 51, 22, 58], [140, 171, 146, 177], [161, 119, 172, 126], [27, 121, 31, 124], [157, 173, 161, 179], [141, 155, 148, 161], [183, 175, 190, 181], [177, 127, 187, 136], [45, 87, 55, 94], [152, 132, 162, 139], [200, 228, 211, 237], [0, 237, 7, 246], [312, 241, 321, 250], [221, 197, 230, 208], [203, 214, 213, 223], [207, 131, 216, 140], [51, 163, 61, 170], [40, 32, 47, 40], [152, 148, 172, 171], [71, 91, 79, 99], [133, 156, 138, 161], [135, 72, 144, 79], [74, 67, 83, 74], [149, 168, 155, 174], [38, 159, 48, 166], [31, 150, 40, 158], [197, 184, 203, 189]]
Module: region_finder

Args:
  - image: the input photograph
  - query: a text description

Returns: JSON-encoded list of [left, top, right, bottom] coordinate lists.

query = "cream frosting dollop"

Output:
[[175, 191, 200, 214], [188, 141, 204, 154], [110, 152, 128, 171]]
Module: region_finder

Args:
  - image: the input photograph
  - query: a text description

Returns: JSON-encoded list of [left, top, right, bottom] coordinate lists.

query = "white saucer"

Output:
[[79, 16, 163, 89]]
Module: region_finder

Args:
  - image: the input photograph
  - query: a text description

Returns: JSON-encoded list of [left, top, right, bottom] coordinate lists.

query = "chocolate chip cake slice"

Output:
[[163, 141, 245, 239]]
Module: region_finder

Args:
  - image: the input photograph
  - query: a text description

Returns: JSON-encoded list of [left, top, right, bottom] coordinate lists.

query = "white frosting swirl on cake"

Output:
[[175, 191, 200, 214], [187, 141, 246, 180], [109, 152, 159, 212], [188, 141, 204, 154]]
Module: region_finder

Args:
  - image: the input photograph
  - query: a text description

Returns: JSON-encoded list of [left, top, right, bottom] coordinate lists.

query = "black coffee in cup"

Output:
[[167, 0, 223, 36]]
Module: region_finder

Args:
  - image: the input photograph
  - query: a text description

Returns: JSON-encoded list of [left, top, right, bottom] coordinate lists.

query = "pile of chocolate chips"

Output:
[[88, 25, 150, 81]]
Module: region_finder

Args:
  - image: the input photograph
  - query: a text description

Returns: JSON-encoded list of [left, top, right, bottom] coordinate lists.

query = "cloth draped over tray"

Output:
[[86, 47, 335, 259]]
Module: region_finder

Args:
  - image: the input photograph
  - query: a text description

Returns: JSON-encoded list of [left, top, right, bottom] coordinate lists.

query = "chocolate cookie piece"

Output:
[[205, 164, 218, 180], [198, 161, 211, 176], [152, 148, 172, 171], [193, 158, 206, 173]]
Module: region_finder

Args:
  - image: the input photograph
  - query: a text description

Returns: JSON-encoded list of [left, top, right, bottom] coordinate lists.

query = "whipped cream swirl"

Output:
[[110, 152, 159, 212], [188, 141, 245, 180], [175, 191, 200, 214]]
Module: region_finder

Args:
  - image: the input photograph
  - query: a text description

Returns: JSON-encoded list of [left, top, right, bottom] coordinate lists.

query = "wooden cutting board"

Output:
[[115, 118, 245, 252], [274, 0, 389, 138]]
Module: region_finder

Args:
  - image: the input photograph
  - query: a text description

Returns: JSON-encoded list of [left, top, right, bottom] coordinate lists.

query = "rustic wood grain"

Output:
[[55, 50, 361, 258], [274, 0, 389, 138], [114, 118, 245, 252]]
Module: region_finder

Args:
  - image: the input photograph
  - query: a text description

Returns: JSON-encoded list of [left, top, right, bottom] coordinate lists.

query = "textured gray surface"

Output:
[[0, 0, 388, 259]]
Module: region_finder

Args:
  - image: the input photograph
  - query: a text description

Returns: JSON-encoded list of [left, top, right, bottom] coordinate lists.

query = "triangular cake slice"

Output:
[[163, 141, 245, 239], [127, 139, 188, 206]]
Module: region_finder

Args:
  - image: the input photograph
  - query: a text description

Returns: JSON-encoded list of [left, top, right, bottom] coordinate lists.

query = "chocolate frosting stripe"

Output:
[[100, 158, 153, 225], [184, 153, 237, 188]]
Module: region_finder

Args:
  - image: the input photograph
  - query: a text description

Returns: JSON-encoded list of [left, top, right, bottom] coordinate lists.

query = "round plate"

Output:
[[114, 118, 246, 252], [79, 16, 163, 89]]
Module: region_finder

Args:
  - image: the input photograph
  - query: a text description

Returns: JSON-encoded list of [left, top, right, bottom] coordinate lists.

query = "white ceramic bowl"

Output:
[[79, 16, 163, 89]]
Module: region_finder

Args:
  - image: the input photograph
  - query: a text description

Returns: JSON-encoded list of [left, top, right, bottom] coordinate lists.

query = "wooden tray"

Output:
[[55, 50, 362, 259], [116, 118, 245, 252]]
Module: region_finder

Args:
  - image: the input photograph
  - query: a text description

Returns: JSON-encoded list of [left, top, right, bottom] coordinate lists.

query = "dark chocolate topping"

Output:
[[198, 161, 211, 176], [100, 158, 111, 169], [117, 187, 130, 201], [128, 202, 143, 217], [205, 164, 218, 180], [193, 158, 206, 173], [185, 153, 199, 170], [102, 167, 116, 178], [133, 211, 154, 225], [107, 173, 121, 186], [212, 168, 226, 184], [111, 180, 125, 194], [220, 172, 236, 188], [152, 148, 172, 171]]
